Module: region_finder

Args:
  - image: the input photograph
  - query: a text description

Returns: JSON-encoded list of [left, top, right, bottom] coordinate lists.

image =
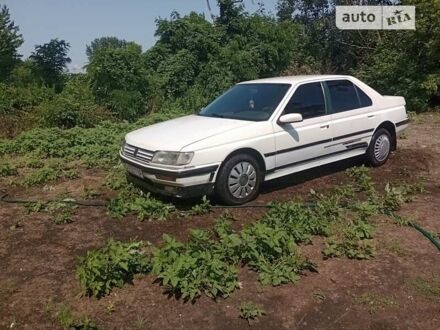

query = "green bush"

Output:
[[39, 75, 112, 128], [152, 232, 239, 301], [76, 239, 151, 297], [0, 83, 54, 114]]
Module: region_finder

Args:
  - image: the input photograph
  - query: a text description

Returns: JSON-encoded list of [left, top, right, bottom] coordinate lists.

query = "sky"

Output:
[[2, 0, 279, 72]]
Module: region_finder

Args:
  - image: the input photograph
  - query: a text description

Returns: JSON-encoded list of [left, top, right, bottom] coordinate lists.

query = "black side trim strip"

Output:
[[264, 138, 332, 157], [345, 142, 368, 150], [265, 128, 374, 158], [332, 128, 374, 141], [120, 155, 218, 178], [396, 119, 409, 127], [267, 143, 367, 173]]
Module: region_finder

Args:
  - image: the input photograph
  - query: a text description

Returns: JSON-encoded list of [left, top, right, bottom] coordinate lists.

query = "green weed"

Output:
[[107, 185, 174, 221], [323, 219, 375, 260], [25, 200, 77, 224], [22, 167, 60, 186], [239, 301, 265, 324], [0, 162, 17, 177], [76, 239, 151, 297], [56, 305, 98, 330], [407, 275, 440, 300], [189, 196, 212, 215], [355, 292, 398, 314], [152, 232, 239, 301]]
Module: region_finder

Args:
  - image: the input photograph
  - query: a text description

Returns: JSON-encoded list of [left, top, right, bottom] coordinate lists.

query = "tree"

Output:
[[86, 37, 139, 62], [218, 0, 243, 24], [276, 0, 294, 21], [0, 5, 23, 80], [30, 39, 71, 90], [87, 42, 148, 120], [354, 0, 440, 110]]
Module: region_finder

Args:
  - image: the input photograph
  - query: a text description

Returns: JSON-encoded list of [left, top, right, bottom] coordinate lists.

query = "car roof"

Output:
[[239, 75, 354, 85]]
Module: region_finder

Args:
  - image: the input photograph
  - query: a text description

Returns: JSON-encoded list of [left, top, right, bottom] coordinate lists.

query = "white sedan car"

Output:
[[120, 75, 408, 205]]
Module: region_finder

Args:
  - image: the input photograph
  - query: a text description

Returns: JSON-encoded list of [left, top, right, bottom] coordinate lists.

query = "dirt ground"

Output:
[[1, 113, 439, 330]]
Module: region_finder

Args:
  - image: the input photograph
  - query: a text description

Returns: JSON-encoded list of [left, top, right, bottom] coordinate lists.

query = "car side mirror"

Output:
[[279, 113, 303, 124]]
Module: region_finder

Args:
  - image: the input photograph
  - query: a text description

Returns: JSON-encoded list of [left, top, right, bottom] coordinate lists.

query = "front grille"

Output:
[[122, 143, 154, 164]]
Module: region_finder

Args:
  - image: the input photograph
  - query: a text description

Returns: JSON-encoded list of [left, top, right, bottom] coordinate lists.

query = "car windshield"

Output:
[[198, 83, 291, 121]]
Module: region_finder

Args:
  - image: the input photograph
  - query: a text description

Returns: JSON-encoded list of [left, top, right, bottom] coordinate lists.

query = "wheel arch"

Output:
[[374, 121, 397, 150], [220, 148, 267, 174]]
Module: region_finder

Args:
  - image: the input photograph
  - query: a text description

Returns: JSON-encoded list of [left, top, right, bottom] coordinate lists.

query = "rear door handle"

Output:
[[320, 124, 330, 129], [367, 114, 375, 118]]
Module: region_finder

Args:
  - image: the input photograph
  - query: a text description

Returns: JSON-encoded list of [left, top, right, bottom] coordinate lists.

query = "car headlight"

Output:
[[151, 151, 194, 166]]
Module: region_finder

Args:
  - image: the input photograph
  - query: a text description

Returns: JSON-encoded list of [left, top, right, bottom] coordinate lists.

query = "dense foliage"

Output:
[[1, 0, 438, 137]]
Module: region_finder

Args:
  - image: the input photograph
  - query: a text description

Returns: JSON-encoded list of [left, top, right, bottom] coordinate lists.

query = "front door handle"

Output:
[[320, 124, 330, 129]]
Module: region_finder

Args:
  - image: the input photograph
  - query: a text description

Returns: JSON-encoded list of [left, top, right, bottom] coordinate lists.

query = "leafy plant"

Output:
[[323, 220, 375, 260], [107, 185, 174, 221], [76, 239, 151, 297], [152, 233, 239, 301], [22, 166, 59, 186], [0, 162, 17, 177], [189, 196, 212, 215], [239, 301, 265, 324], [25, 200, 77, 224]]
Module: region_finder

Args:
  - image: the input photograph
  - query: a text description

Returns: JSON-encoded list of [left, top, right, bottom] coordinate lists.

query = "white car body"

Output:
[[120, 75, 408, 200]]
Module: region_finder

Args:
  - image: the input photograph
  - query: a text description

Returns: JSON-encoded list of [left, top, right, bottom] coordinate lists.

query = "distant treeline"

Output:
[[0, 0, 438, 135]]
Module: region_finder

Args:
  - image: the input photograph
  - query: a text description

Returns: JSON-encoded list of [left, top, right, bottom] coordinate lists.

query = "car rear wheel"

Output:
[[366, 128, 392, 167], [215, 154, 262, 205]]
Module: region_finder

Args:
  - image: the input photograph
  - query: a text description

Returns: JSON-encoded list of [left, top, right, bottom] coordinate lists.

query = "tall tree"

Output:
[[86, 37, 136, 62], [0, 5, 23, 80], [30, 39, 71, 90], [276, 0, 294, 21]]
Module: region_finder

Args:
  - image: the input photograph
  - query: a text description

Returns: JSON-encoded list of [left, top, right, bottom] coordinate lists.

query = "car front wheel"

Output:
[[215, 154, 262, 205]]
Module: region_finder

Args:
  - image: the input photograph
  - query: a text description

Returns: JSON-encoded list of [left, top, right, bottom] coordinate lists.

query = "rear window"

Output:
[[355, 85, 373, 108], [326, 80, 373, 112], [326, 80, 360, 112]]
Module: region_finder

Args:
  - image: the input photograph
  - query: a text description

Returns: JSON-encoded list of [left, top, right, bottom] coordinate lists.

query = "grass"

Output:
[[380, 239, 409, 257], [354, 292, 398, 314], [46, 302, 97, 330], [407, 275, 440, 300]]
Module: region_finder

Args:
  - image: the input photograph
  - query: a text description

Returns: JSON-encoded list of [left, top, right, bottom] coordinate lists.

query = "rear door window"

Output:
[[325, 80, 360, 113]]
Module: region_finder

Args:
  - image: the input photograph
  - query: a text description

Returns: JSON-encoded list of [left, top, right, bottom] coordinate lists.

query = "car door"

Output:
[[271, 81, 333, 171], [323, 79, 379, 154]]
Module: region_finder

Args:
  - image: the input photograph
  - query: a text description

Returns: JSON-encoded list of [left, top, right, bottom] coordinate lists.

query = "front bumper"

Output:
[[119, 151, 219, 198], [126, 173, 214, 198]]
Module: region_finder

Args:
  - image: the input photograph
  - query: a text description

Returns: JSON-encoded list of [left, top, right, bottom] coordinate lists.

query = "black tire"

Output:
[[215, 153, 263, 205], [366, 128, 392, 167]]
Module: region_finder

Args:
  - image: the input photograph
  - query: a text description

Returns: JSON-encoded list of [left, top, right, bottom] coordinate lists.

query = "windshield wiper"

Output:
[[210, 113, 226, 118]]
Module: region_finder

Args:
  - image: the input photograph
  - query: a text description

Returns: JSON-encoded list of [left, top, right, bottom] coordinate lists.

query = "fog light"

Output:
[[155, 174, 176, 181], [164, 185, 177, 193]]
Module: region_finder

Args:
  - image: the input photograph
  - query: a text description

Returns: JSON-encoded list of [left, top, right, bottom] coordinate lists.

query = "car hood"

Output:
[[125, 114, 254, 151]]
